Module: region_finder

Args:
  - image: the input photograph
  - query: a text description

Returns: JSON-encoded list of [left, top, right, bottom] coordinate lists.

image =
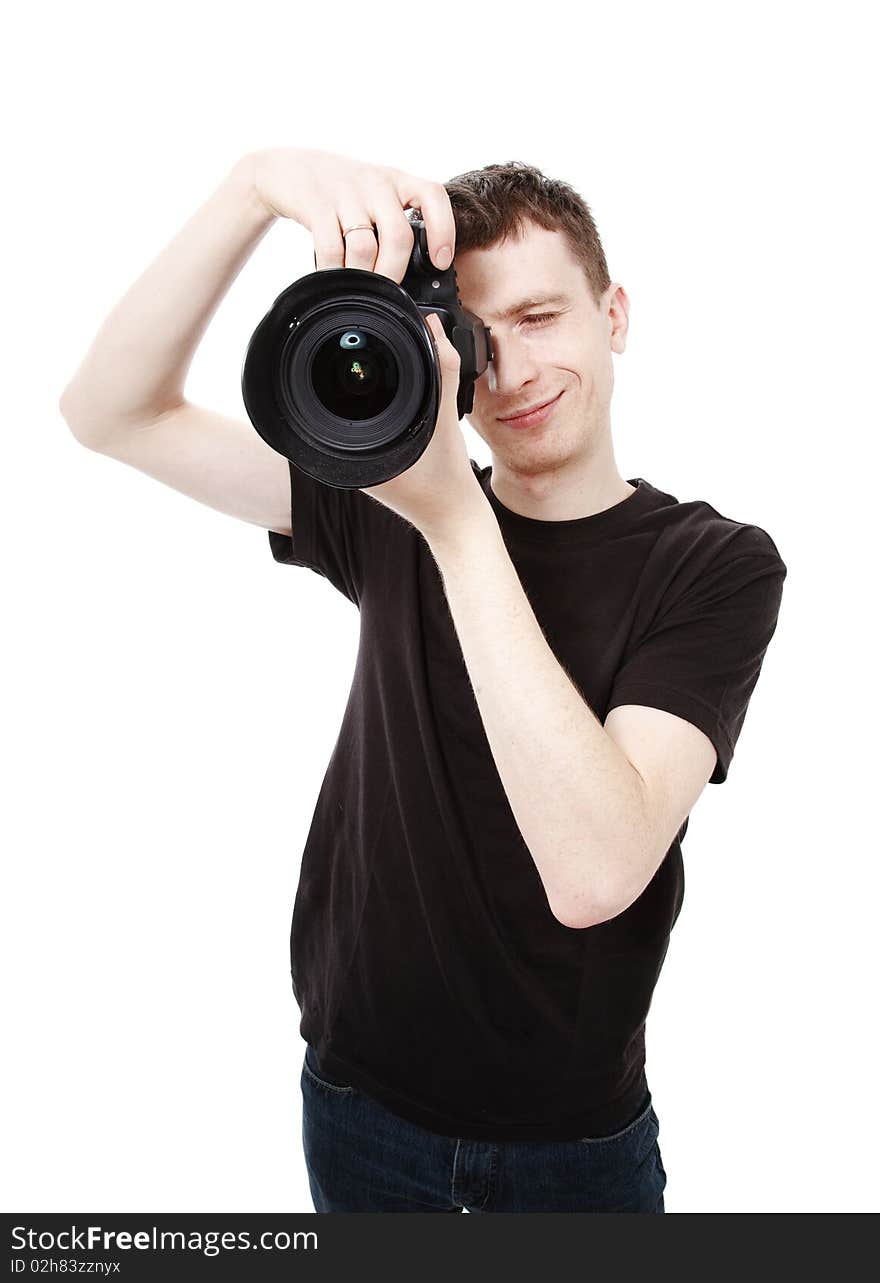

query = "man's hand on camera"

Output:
[[245, 147, 487, 540], [249, 146, 456, 280], [360, 313, 489, 546]]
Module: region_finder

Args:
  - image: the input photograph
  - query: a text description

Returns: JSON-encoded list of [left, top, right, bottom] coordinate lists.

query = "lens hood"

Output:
[[241, 219, 493, 489]]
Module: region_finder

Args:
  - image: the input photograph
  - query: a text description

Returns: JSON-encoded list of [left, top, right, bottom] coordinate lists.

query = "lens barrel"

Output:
[[242, 269, 439, 489], [241, 218, 493, 489]]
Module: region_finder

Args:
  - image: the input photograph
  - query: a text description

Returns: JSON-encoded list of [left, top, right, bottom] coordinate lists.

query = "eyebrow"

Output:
[[488, 293, 571, 322]]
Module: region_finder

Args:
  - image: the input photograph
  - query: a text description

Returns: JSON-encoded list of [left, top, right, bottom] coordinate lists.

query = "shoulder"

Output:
[[641, 480, 787, 580]]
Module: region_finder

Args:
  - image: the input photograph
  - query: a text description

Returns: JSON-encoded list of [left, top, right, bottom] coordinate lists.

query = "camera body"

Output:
[[241, 217, 494, 489]]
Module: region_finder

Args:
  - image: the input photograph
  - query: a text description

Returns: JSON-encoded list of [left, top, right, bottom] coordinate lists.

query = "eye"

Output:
[[523, 312, 557, 326]]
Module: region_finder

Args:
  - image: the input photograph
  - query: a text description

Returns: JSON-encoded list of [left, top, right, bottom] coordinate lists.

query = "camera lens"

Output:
[[242, 258, 459, 487], [310, 327, 399, 421]]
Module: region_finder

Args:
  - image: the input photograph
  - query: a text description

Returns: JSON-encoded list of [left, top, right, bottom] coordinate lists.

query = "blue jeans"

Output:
[[301, 1044, 666, 1213]]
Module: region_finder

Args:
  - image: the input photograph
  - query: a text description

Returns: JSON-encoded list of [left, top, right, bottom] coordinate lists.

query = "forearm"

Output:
[[60, 154, 275, 440], [428, 509, 650, 929]]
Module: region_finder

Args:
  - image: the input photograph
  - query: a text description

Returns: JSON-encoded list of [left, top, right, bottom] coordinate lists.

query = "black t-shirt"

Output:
[[268, 459, 787, 1142]]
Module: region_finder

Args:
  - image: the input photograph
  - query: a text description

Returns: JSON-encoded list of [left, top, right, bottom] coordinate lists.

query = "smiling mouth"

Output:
[[498, 391, 564, 424]]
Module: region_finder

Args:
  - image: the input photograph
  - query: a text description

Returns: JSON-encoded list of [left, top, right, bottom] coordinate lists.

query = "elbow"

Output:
[[59, 389, 89, 443], [550, 891, 629, 931], [548, 862, 649, 931], [59, 382, 83, 423], [544, 813, 662, 931], [551, 906, 597, 931], [548, 885, 608, 931], [59, 391, 111, 451]]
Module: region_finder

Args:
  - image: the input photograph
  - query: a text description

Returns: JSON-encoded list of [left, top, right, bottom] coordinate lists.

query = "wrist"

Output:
[[230, 152, 278, 226], [425, 499, 500, 565]]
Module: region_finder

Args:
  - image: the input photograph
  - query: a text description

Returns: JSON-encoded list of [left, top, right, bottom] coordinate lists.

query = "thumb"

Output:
[[425, 312, 461, 374]]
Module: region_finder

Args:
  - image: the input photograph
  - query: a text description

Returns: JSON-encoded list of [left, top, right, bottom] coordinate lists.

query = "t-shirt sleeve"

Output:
[[266, 458, 383, 607], [605, 529, 787, 784]]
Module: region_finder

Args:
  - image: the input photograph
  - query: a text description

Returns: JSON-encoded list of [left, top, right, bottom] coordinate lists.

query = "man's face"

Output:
[[452, 220, 629, 478]]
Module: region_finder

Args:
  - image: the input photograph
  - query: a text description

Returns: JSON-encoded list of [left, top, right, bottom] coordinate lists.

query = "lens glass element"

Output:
[[310, 327, 399, 420]]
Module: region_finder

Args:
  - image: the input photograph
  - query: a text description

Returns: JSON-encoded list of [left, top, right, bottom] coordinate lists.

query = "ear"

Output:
[[607, 283, 630, 354]]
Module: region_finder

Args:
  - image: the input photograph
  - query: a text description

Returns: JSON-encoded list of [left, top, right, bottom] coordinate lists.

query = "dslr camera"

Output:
[[241, 214, 494, 489]]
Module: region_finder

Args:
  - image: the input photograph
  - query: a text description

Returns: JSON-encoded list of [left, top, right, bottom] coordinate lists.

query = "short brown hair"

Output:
[[443, 160, 611, 308]]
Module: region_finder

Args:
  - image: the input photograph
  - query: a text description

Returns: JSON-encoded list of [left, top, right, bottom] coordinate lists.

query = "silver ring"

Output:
[[342, 223, 375, 238]]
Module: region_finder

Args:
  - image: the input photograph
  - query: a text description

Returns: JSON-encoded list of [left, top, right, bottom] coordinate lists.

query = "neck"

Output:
[[488, 436, 635, 522]]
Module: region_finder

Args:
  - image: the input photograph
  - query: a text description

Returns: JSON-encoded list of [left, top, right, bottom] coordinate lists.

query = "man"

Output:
[[60, 147, 787, 1213]]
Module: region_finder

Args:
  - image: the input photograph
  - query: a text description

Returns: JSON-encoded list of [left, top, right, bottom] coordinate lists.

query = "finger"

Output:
[[371, 197, 419, 283], [426, 313, 461, 370], [392, 173, 456, 271], [311, 209, 345, 271], [339, 217, 379, 271]]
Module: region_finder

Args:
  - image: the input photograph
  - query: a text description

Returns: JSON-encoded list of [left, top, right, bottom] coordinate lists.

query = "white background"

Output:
[[4, 0, 877, 1214]]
